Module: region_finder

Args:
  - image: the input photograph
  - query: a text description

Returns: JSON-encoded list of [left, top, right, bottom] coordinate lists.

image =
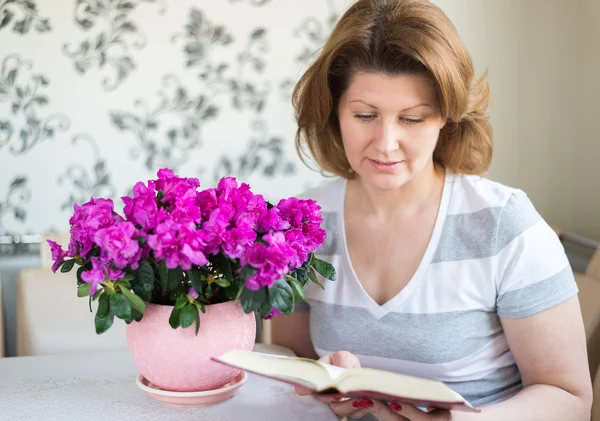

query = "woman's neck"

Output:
[[349, 162, 445, 221]]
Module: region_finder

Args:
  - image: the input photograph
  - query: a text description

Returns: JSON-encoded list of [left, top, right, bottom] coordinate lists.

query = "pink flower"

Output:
[[257, 207, 290, 232], [94, 222, 142, 269], [277, 197, 323, 228], [276, 197, 304, 227], [197, 189, 218, 222], [155, 168, 200, 206], [122, 180, 158, 230], [188, 287, 199, 300], [222, 223, 257, 259], [81, 257, 125, 295], [47, 240, 66, 273], [201, 209, 229, 256], [284, 229, 307, 269], [147, 215, 208, 270], [264, 308, 282, 320], [216, 177, 238, 201], [68, 198, 123, 259], [235, 194, 268, 230], [240, 231, 296, 290]]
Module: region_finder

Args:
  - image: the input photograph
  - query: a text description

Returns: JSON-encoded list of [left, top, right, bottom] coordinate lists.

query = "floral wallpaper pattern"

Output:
[[0, 0, 354, 236]]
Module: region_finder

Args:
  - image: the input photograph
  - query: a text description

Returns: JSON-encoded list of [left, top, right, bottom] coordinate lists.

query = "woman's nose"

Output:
[[373, 121, 400, 155]]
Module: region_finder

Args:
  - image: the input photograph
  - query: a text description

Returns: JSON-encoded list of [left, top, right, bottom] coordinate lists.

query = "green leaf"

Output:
[[180, 304, 197, 329], [194, 307, 201, 335], [225, 278, 244, 300], [175, 295, 187, 309], [116, 274, 134, 288], [309, 267, 325, 290], [188, 268, 204, 296], [127, 308, 143, 324], [109, 292, 131, 320], [92, 288, 104, 300], [159, 261, 169, 295], [214, 253, 233, 280], [286, 275, 306, 301], [294, 253, 313, 285], [94, 294, 113, 334], [77, 283, 91, 297], [120, 287, 146, 314], [259, 301, 272, 319], [239, 265, 257, 281], [60, 259, 76, 273], [136, 235, 147, 248], [97, 293, 109, 318], [311, 257, 337, 281], [169, 307, 181, 329], [269, 278, 295, 315], [95, 309, 114, 334], [168, 267, 183, 291], [76, 265, 86, 285], [240, 287, 267, 313], [214, 278, 231, 288], [194, 301, 206, 314], [132, 261, 154, 302]]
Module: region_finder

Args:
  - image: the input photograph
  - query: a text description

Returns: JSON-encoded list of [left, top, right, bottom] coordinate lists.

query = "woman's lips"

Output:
[[368, 158, 404, 172]]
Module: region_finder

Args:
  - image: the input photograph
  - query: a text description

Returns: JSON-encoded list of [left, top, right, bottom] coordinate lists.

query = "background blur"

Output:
[[1, 0, 598, 356]]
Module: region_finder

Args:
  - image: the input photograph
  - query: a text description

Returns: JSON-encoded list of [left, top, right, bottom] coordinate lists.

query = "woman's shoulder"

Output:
[[447, 173, 550, 254], [449, 173, 537, 219]]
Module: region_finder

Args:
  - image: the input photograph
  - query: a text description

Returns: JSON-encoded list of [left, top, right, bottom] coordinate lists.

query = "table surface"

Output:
[[0, 343, 338, 421]]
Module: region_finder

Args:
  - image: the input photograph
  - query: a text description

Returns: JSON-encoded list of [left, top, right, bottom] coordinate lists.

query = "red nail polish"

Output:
[[363, 399, 374, 408], [389, 402, 402, 412], [352, 400, 362, 408]]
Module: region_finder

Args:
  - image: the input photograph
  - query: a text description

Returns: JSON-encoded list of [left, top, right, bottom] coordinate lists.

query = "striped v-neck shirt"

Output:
[[296, 171, 578, 408]]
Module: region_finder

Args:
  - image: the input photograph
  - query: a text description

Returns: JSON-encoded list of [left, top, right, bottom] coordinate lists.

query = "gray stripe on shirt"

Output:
[[308, 300, 502, 364], [497, 266, 578, 318], [496, 192, 542, 251], [432, 193, 542, 263], [448, 363, 523, 407]]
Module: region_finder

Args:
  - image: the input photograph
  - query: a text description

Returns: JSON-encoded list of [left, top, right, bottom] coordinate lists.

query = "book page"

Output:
[[314, 360, 347, 380], [338, 367, 466, 403], [215, 351, 334, 390]]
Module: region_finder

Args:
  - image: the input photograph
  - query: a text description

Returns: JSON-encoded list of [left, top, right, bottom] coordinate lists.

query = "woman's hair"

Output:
[[292, 0, 493, 178]]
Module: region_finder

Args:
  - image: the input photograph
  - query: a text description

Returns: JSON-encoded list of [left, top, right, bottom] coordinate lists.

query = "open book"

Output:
[[212, 350, 479, 412]]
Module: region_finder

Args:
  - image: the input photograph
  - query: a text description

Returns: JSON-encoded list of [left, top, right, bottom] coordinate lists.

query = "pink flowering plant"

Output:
[[48, 169, 336, 335]]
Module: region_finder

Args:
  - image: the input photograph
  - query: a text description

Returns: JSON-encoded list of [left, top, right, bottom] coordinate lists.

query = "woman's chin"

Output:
[[358, 172, 411, 191]]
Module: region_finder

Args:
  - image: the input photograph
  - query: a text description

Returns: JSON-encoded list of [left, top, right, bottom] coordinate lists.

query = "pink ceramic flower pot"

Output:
[[125, 300, 256, 392]]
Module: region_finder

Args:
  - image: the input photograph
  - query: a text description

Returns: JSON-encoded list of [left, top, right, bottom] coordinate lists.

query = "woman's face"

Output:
[[338, 71, 446, 190]]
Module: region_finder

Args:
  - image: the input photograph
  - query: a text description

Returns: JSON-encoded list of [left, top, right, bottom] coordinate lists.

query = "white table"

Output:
[[0, 344, 338, 421]]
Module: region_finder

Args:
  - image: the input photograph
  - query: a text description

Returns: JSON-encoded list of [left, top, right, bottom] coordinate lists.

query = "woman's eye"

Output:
[[402, 118, 424, 125], [354, 114, 376, 121]]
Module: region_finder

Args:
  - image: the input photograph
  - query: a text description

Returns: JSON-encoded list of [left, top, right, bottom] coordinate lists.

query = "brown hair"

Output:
[[292, 0, 493, 178]]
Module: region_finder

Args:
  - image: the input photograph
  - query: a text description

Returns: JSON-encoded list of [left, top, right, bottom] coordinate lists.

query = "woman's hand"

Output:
[[295, 351, 375, 419], [362, 401, 453, 420], [294, 351, 453, 420]]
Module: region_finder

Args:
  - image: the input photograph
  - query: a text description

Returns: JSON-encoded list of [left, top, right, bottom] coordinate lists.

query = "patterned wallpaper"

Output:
[[0, 0, 352, 237]]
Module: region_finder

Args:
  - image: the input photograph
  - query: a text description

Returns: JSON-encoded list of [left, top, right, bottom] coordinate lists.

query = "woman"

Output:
[[271, 0, 593, 420]]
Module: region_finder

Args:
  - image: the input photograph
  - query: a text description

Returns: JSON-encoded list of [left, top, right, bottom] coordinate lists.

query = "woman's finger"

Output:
[[294, 385, 312, 396], [321, 351, 362, 369], [386, 402, 451, 420], [366, 400, 409, 420], [330, 398, 374, 417]]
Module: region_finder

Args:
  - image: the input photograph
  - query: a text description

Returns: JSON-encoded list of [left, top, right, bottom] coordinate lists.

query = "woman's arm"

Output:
[[452, 296, 593, 421], [368, 296, 593, 421], [270, 311, 319, 359]]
